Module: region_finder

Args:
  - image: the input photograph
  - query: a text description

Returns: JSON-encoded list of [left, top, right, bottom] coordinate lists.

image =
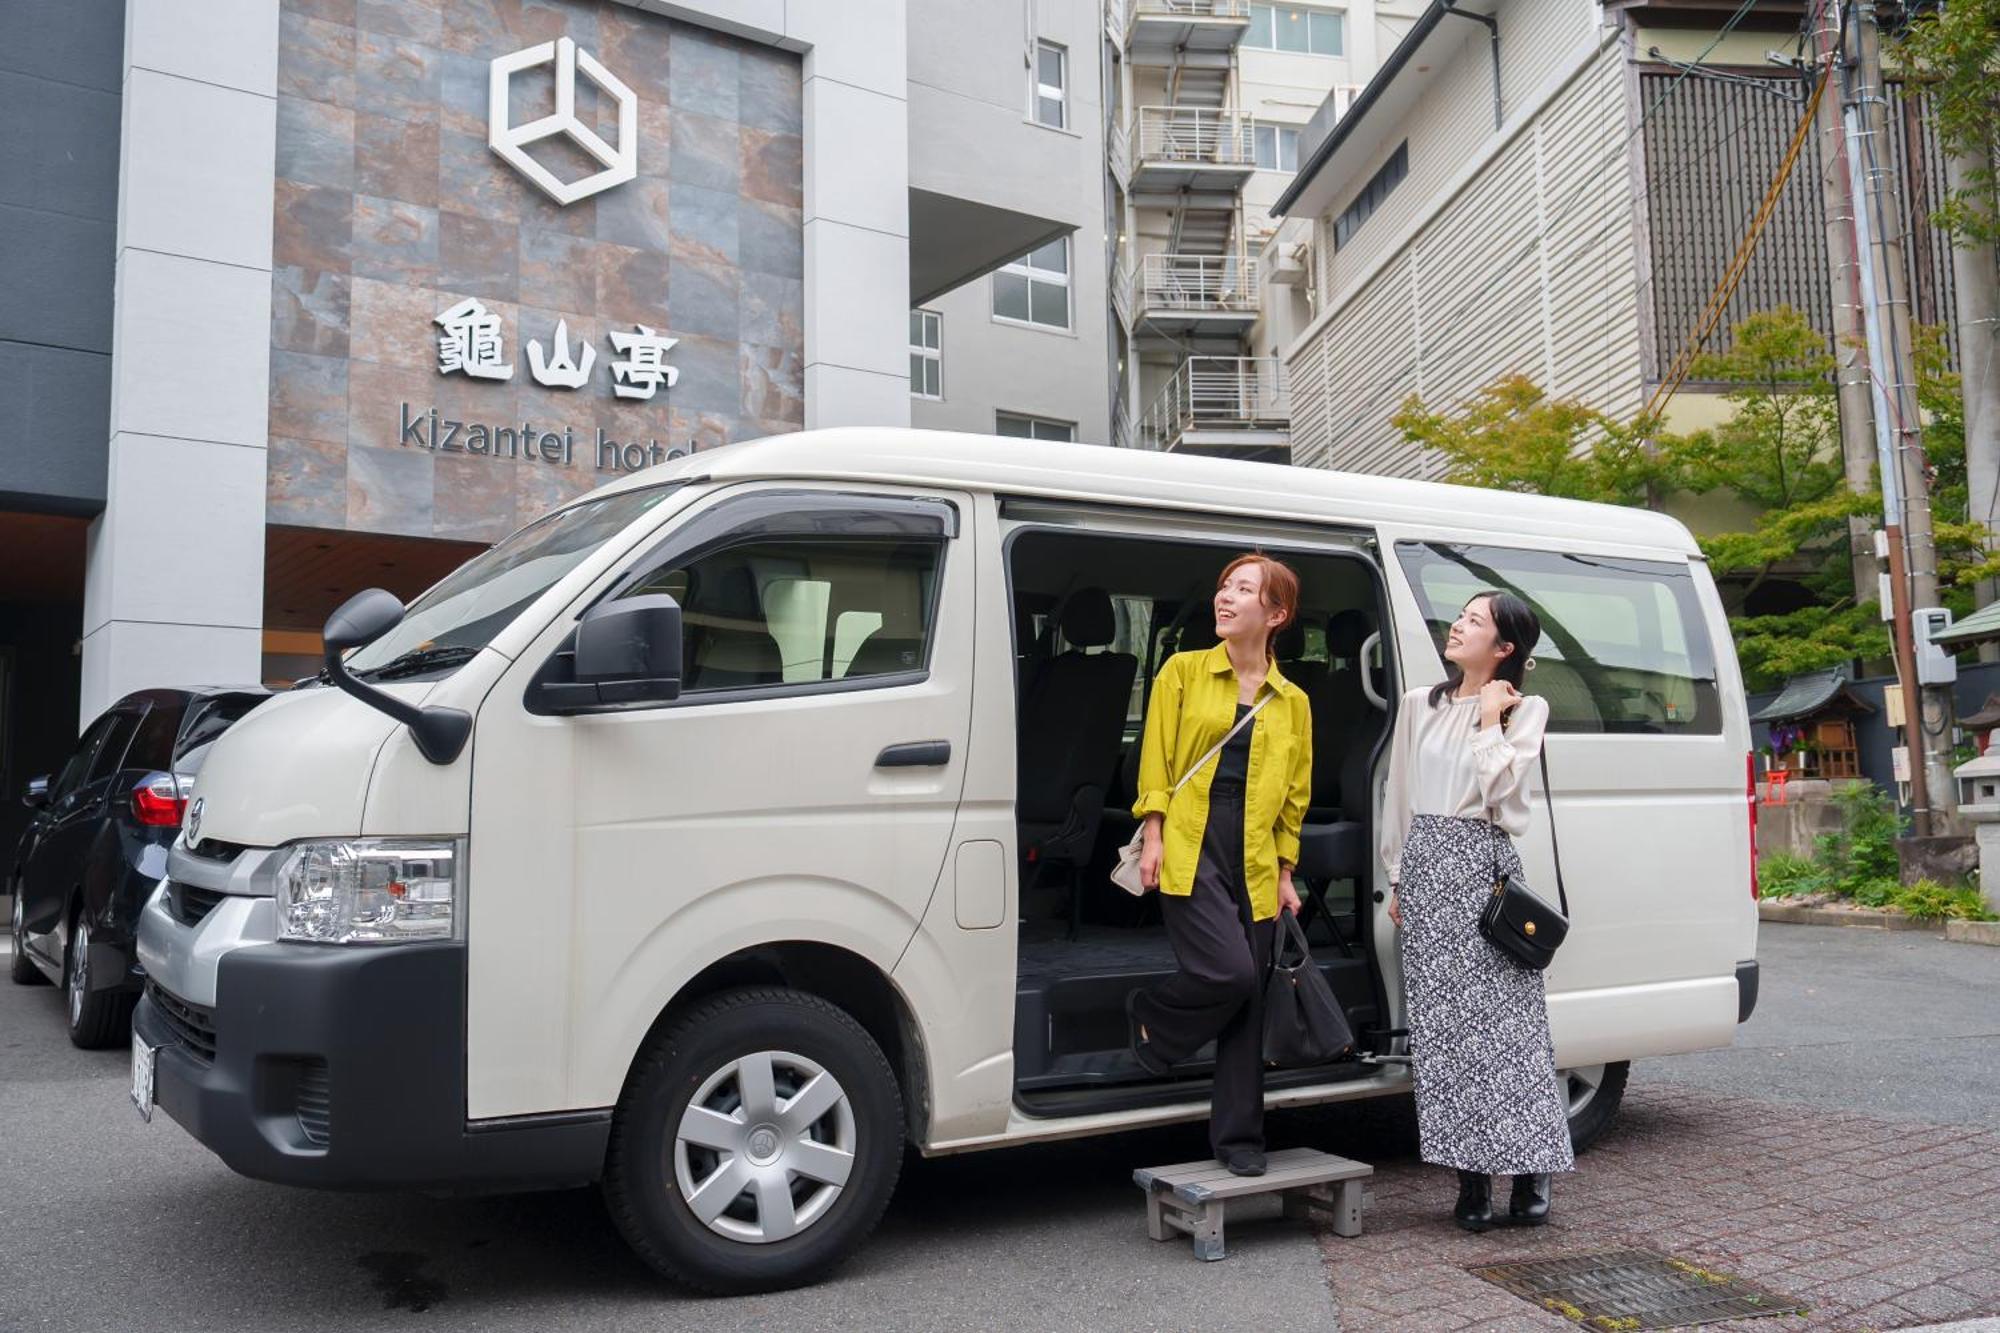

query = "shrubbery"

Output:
[[1760, 784, 1996, 921]]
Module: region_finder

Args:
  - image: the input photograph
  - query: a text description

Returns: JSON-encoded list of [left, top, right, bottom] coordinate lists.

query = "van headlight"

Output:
[[275, 839, 459, 945]]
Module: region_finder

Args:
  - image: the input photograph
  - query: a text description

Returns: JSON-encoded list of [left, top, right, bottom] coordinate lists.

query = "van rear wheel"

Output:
[[604, 987, 904, 1295], [1562, 1060, 1629, 1153]]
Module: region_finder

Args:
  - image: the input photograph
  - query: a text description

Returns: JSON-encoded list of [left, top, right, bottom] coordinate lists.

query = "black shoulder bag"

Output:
[[1477, 733, 1569, 971], [1263, 908, 1357, 1067]]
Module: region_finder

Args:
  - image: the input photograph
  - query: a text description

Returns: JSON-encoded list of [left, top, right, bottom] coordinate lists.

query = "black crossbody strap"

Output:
[[1540, 744, 1567, 917], [1491, 713, 1568, 919]]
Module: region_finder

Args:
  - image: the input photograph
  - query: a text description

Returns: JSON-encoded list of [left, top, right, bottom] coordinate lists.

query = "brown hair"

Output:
[[1217, 553, 1300, 657]]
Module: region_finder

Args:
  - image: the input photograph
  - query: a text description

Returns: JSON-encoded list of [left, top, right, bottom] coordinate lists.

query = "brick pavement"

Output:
[[1314, 1082, 2000, 1332]]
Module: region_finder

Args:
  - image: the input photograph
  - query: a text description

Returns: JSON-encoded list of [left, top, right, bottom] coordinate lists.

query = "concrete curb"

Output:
[[1944, 918, 2000, 947], [1757, 901, 1944, 931]]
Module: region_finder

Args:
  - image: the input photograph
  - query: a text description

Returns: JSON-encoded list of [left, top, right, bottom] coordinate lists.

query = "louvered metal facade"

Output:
[[1639, 71, 1964, 378]]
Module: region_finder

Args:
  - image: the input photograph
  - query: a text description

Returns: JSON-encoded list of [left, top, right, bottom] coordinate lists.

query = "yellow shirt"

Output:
[[1132, 644, 1314, 921]]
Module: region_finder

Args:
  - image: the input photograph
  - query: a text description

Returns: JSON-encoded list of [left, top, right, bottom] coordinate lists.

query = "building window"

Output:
[[1333, 141, 1407, 249], [994, 237, 1072, 331], [996, 411, 1076, 442], [909, 310, 942, 399], [1034, 41, 1067, 129], [1246, 4, 1344, 55], [1254, 124, 1301, 171]]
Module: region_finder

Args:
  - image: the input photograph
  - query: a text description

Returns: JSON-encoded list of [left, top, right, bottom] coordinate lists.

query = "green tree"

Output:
[[1392, 308, 1885, 690], [1911, 322, 1998, 606], [1669, 309, 1885, 688], [1894, 0, 2000, 248], [1391, 375, 1662, 505]]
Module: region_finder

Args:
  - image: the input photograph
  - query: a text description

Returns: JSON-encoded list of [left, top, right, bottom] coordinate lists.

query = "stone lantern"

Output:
[[1952, 750, 2000, 911]]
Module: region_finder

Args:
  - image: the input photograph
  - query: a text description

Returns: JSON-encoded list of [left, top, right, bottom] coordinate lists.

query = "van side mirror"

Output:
[[537, 595, 684, 714], [322, 587, 406, 652], [320, 588, 474, 766], [22, 775, 50, 809]]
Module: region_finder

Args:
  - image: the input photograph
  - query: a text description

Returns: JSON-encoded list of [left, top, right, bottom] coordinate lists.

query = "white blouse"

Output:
[[1378, 686, 1550, 886]]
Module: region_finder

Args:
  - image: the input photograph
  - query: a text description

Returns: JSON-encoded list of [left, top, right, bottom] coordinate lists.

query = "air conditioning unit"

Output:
[[1269, 242, 1309, 287]]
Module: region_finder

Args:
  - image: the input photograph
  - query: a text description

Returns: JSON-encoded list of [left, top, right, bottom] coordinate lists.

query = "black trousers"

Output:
[[1131, 784, 1276, 1159]]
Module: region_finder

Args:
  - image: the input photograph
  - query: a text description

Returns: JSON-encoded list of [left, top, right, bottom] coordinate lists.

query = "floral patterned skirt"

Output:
[[1397, 814, 1576, 1175]]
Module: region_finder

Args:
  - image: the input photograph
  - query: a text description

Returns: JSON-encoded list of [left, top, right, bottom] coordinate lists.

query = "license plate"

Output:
[[131, 1031, 156, 1122]]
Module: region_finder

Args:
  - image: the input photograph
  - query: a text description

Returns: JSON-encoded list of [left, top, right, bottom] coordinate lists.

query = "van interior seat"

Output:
[[1017, 587, 1137, 874], [845, 561, 929, 677], [686, 566, 785, 689], [1308, 609, 1378, 825]]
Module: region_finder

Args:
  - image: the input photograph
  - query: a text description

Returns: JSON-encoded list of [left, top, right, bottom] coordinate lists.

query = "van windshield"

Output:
[[344, 483, 685, 679]]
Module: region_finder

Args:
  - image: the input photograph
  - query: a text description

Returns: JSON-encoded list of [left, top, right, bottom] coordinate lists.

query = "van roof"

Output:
[[597, 429, 1702, 556]]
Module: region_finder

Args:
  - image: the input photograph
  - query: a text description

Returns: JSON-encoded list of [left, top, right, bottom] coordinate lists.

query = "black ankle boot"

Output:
[[1453, 1170, 1493, 1232], [1507, 1173, 1551, 1226]]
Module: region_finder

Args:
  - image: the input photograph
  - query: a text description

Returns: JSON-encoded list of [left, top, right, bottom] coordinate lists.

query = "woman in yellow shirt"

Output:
[[1127, 554, 1314, 1176]]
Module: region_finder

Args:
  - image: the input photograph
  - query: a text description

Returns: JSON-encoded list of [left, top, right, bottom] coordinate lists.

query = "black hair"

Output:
[[1427, 590, 1541, 710]]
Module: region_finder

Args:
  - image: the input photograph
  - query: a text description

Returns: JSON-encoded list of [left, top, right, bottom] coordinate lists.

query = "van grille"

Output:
[[166, 881, 225, 927], [295, 1061, 331, 1146], [145, 980, 217, 1063]]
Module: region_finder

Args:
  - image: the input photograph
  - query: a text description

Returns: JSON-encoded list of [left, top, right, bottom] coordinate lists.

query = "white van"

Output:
[[134, 430, 1758, 1293]]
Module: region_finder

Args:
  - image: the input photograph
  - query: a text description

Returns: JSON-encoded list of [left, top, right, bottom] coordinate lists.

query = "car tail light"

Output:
[[1746, 751, 1760, 901], [132, 772, 191, 828]]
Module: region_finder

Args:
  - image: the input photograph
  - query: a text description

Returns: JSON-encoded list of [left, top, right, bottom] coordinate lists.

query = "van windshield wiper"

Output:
[[359, 644, 483, 681]]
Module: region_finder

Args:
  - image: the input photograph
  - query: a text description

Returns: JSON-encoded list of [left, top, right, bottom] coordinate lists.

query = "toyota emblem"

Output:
[[187, 797, 203, 847]]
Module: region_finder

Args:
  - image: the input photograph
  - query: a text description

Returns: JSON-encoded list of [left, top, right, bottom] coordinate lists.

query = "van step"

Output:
[[1136, 1148, 1374, 1261], [1015, 1046, 1218, 1091]]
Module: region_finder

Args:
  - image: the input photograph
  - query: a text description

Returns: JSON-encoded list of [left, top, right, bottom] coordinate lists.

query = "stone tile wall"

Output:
[[267, 0, 804, 544]]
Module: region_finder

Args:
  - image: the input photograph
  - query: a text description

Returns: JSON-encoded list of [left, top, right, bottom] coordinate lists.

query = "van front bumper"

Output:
[[133, 940, 607, 1193]]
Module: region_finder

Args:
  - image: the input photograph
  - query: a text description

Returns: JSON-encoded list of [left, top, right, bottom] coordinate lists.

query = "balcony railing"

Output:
[[1127, 254, 1261, 316], [1137, 357, 1290, 452], [1124, 0, 1251, 23], [1126, 106, 1258, 168]]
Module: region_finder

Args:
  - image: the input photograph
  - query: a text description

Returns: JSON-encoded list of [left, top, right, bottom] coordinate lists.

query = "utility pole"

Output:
[[1809, 6, 1881, 603], [1840, 0, 1956, 834], [1948, 138, 2000, 659]]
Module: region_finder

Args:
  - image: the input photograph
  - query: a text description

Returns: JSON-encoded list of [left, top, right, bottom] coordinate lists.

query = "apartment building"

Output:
[[1105, 0, 1419, 460], [1272, 0, 1967, 477]]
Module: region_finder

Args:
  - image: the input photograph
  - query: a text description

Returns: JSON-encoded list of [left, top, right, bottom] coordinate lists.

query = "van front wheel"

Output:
[[1562, 1060, 1629, 1153], [604, 988, 904, 1295]]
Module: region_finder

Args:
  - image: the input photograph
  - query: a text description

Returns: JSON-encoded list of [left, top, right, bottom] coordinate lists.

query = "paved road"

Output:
[[2, 923, 1995, 1331], [1648, 921, 2000, 1127]]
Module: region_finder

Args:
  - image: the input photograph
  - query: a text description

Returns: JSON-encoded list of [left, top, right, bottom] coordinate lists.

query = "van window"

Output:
[[344, 482, 685, 678], [1394, 541, 1722, 734], [625, 537, 942, 692]]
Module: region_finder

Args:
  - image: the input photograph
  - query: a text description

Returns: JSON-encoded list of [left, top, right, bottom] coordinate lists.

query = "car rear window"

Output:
[[174, 695, 265, 765], [1395, 541, 1723, 735], [127, 704, 183, 772]]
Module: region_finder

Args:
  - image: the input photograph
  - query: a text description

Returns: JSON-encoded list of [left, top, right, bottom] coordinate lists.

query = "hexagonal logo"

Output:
[[488, 36, 637, 206]]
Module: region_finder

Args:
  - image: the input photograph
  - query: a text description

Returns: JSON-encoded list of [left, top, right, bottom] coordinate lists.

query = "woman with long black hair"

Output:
[[1379, 590, 1573, 1230]]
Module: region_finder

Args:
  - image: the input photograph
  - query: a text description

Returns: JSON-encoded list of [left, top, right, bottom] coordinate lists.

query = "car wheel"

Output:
[[603, 987, 905, 1296], [65, 915, 130, 1049], [1562, 1060, 1630, 1153], [10, 891, 45, 986]]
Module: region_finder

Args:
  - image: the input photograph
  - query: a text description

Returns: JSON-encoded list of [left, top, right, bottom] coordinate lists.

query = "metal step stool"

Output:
[[1134, 1148, 1372, 1261]]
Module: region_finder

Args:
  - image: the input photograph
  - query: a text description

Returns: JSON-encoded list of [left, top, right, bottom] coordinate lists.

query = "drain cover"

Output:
[[1470, 1248, 1807, 1330]]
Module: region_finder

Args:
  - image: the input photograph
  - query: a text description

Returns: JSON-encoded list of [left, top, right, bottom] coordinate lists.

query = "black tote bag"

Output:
[[1263, 908, 1356, 1068]]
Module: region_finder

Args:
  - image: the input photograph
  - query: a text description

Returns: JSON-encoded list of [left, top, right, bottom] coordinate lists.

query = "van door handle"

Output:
[[876, 740, 951, 768]]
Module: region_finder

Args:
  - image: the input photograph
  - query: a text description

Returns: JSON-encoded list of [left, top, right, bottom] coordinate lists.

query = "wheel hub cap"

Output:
[[673, 1049, 857, 1245]]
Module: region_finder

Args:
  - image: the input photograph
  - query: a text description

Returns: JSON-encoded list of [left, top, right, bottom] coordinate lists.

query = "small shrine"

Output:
[[1750, 666, 1875, 781]]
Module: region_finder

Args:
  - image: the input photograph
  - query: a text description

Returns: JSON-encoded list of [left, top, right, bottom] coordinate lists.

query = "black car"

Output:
[[9, 686, 268, 1046]]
